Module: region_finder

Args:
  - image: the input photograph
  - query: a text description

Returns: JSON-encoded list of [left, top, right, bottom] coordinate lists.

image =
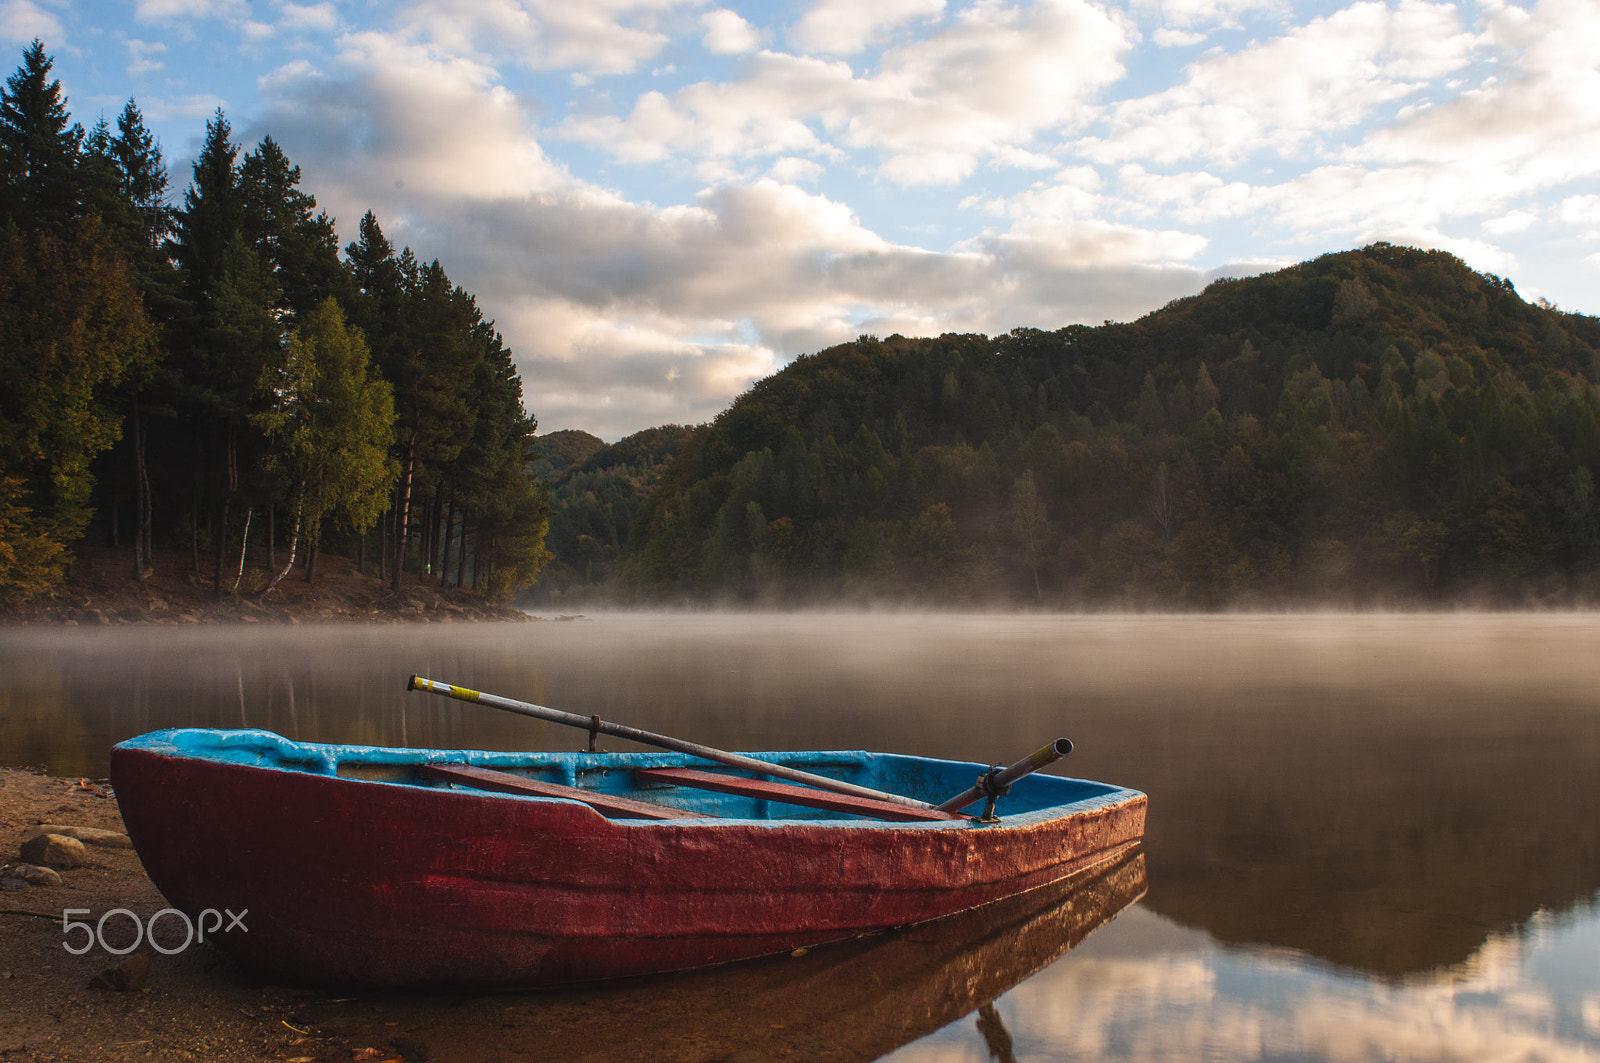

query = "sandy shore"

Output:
[[1, 546, 538, 627], [0, 768, 341, 1062]]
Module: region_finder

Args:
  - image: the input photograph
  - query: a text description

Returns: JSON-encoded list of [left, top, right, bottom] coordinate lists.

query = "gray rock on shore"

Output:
[[9, 862, 63, 886], [19, 832, 86, 869], [26, 824, 131, 848]]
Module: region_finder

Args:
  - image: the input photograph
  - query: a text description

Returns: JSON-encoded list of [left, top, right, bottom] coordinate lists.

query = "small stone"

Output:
[[11, 863, 62, 886], [28, 825, 131, 848], [19, 833, 86, 870], [89, 953, 150, 992]]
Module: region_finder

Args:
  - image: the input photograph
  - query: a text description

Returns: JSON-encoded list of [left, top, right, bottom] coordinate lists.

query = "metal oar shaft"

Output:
[[936, 738, 1073, 813], [408, 675, 936, 811]]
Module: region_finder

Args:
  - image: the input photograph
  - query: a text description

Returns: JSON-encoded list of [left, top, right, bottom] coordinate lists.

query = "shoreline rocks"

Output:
[[25, 823, 132, 848], [19, 831, 86, 869]]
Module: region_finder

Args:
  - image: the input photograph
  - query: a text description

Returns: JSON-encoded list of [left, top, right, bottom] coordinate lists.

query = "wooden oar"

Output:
[[407, 675, 939, 812], [935, 738, 1073, 816]]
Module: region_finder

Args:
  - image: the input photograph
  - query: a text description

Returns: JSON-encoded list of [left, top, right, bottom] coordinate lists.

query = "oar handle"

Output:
[[408, 674, 938, 811], [936, 738, 1072, 813]]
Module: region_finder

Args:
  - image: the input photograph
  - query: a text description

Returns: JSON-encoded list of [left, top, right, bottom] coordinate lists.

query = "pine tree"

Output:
[[238, 135, 344, 322], [111, 100, 172, 254], [173, 110, 241, 295], [169, 111, 275, 592], [344, 210, 403, 343], [0, 40, 83, 233]]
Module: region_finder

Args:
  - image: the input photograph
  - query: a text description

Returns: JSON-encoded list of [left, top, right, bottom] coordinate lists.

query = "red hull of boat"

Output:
[[111, 746, 1146, 987]]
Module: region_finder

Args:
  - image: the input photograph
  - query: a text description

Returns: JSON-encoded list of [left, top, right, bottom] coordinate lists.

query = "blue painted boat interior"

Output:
[[116, 728, 1141, 827]]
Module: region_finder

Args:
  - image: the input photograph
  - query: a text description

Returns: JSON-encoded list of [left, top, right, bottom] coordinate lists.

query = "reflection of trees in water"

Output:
[[1137, 694, 1600, 977]]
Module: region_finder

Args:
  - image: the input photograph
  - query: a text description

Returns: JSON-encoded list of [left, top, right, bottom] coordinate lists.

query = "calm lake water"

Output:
[[2, 613, 1599, 1061]]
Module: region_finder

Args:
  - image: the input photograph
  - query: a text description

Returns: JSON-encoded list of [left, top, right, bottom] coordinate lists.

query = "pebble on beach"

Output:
[[3, 862, 64, 886], [89, 953, 151, 993]]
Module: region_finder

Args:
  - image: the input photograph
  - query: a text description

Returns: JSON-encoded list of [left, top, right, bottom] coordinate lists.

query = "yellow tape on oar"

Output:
[[408, 675, 481, 702]]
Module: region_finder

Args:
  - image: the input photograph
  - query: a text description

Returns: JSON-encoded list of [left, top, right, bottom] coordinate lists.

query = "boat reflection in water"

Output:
[[291, 849, 1147, 1063]]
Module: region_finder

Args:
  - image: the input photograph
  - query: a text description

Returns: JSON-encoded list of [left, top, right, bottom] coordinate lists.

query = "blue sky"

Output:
[[8, 0, 1600, 439]]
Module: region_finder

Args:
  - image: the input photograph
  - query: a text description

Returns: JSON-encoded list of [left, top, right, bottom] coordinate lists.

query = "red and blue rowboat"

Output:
[[111, 727, 1146, 988]]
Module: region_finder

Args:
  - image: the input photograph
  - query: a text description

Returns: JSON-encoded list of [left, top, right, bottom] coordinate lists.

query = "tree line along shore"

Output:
[[0, 41, 549, 615]]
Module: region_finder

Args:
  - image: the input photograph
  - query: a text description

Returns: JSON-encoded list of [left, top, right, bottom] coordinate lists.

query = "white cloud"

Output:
[[0, 0, 60, 43], [569, 0, 1131, 186], [134, 0, 245, 20], [1561, 195, 1600, 239], [258, 58, 316, 92], [561, 54, 852, 164], [701, 9, 763, 55], [292, 31, 570, 201], [1002, 220, 1207, 270], [1140, 0, 1286, 28], [1358, 0, 1600, 193], [279, 1, 338, 33], [1153, 27, 1206, 47], [1085, 0, 1478, 166], [1482, 209, 1536, 235], [769, 155, 824, 183], [124, 38, 167, 77], [140, 92, 230, 121], [394, 0, 700, 77], [1115, 164, 1256, 222], [1560, 195, 1600, 225], [788, 0, 946, 55], [1253, 162, 1519, 239]]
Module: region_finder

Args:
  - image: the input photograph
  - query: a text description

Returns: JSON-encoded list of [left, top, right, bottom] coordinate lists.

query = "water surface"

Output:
[[2, 614, 1598, 1061]]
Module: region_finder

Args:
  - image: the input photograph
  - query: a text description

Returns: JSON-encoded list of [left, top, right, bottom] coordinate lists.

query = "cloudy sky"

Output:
[[8, 0, 1600, 439]]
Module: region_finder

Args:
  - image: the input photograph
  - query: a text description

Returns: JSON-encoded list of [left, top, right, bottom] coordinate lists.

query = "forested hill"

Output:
[[529, 426, 693, 604], [613, 244, 1600, 607]]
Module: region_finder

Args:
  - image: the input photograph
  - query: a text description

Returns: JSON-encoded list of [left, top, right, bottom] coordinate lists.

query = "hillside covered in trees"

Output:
[[577, 244, 1600, 608], [528, 426, 693, 605], [0, 42, 549, 610]]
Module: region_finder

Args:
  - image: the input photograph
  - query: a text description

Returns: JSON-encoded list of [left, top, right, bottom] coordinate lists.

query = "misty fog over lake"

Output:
[[3, 613, 1598, 1061]]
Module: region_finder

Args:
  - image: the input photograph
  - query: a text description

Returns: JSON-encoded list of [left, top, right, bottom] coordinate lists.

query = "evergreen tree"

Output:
[[238, 135, 344, 322], [0, 40, 82, 233], [173, 110, 241, 295], [111, 100, 173, 254]]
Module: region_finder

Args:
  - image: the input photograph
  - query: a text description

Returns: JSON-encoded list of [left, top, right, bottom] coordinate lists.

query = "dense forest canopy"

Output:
[[529, 426, 693, 604], [0, 41, 549, 607], [540, 243, 1600, 608]]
